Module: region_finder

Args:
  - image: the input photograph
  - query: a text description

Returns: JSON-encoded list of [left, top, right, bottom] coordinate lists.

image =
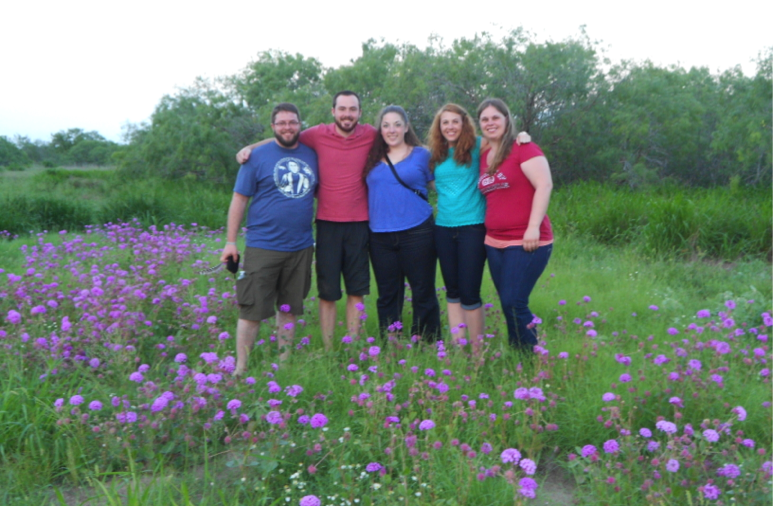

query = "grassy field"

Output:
[[0, 168, 771, 505], [1, 166, 771, 262]]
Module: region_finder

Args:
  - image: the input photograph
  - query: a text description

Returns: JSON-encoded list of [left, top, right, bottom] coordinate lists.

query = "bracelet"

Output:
[[226, 241, 237, 246]]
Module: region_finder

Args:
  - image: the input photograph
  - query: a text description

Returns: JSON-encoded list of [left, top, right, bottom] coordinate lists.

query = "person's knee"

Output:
[[460, 299, 482, 311]]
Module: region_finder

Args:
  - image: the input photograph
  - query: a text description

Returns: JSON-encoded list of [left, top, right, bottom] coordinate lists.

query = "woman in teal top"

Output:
[[428, 104, 488, 349]]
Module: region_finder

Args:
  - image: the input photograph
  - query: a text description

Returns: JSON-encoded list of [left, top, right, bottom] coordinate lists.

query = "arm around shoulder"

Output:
[[236, 139, 273, 164]]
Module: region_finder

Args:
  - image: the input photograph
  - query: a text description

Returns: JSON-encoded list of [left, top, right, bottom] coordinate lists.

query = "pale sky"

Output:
[[1, 0, 770, 143]]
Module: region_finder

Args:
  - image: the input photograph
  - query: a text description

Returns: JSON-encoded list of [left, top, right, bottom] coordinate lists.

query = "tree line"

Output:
[[0, 128, 120, 170], [6, 29, 771, 188]]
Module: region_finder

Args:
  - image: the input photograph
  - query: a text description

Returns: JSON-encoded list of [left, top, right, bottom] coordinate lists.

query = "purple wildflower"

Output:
[[419, 419, 435, 431], [365, 462, 382, 473], [299, 495, 320, 506], [603, 439, 619, 454], [520, 458, 537, 475], [702, 484, 721, 500], [266, 411, 282, 425], [310, 413, 328, 428], [655, 420, 677, 434], [717, 464, 740, 478], [501, 448, 521, 464]]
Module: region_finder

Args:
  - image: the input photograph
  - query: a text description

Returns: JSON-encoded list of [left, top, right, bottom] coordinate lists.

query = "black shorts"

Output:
[[236, 246, 313, 322], [315, 220, 370, 301]]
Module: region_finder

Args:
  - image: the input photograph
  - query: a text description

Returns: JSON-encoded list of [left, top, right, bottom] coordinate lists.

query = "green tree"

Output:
[[0, 135, 31, 168], [604, 63, 707, 187], [232, 50, 330, 132], [116, 78, 261, 183], [710, 49, 772, 185]]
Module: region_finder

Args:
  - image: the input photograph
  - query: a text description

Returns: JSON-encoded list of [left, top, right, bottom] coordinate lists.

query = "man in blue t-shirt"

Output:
[[221, 102, 318, 373]]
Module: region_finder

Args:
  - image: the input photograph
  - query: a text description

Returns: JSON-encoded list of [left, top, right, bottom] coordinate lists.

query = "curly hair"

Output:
[[426, 103, 478, 172], [363, 105, 422, 178], [477, 98, 517, 175]]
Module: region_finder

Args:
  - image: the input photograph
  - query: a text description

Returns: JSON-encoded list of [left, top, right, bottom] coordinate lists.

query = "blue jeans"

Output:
[[486, 244, 552, 349], [369, 217, 441, 340], [434, 224, 487, 310]]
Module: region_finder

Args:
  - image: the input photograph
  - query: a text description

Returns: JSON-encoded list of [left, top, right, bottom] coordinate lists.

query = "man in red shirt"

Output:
[[237, 91, 377, 350]]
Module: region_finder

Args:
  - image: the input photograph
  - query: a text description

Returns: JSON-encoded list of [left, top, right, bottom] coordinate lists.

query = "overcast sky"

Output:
[[1, 0, 770, 143]]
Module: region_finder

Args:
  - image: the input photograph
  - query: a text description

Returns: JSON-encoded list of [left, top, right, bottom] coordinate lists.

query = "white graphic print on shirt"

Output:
[[274, 157, 316, 198]]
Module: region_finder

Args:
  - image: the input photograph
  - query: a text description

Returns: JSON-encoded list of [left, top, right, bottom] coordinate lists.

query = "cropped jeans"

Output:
[[434, 223, 487, 310], [486, 243, 552, 350], [369, 217, 441, 340]]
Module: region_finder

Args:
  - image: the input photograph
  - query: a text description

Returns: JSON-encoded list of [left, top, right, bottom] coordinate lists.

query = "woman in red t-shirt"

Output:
[[477, 98, 554, 351]]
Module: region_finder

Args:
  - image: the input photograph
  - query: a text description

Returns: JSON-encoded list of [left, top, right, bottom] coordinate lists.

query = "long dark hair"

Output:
[[477, 98, 517, 175], [427, 103, 477, 172], [363, 105, 422, 178]]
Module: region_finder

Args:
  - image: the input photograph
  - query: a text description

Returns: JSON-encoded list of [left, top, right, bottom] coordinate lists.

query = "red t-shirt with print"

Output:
[[478, 142, 553, 242]]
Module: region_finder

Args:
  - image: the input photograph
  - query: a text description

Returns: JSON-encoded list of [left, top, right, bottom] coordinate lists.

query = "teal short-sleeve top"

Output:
[[434, 137, 486, 227]]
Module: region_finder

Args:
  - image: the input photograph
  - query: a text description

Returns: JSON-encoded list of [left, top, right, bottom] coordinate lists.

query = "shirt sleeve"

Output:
[[516, 142, 545, 164], [299, 125, 321, 150], [419, 148, 435, 183], [233, 161, 258, 197]]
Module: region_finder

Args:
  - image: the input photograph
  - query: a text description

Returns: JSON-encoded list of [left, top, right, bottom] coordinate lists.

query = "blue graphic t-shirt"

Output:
[[233, 142, 318, 252]]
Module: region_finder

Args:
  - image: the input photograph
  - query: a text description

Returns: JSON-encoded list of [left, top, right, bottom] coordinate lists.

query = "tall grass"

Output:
[[2, 170, 769, 262], [0, 168, 231, 234], [554, 182, 772, 260]]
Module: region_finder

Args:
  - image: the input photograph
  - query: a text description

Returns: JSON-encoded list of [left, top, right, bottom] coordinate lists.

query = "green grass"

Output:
[[0, 169, 770, 504], [1, 169, 770, 262], [0, 222, 770, 505]]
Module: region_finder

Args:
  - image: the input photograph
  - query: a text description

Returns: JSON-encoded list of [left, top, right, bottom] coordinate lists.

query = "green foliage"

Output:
[[232, 50, 331, 128], [551, 182, 772, 260], [710, 48, 773, 185], [116, 78, 261, 184], [0, 135, 31, 168], [0, 194, 95, 234], [48, 128, 120, 166]]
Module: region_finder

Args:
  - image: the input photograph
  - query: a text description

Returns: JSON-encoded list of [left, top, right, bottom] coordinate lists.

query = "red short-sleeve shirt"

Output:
[[300, 123, 377, 222], [478, 142, 553, 243]]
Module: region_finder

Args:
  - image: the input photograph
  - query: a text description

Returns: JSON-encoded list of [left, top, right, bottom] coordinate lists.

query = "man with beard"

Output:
[[223, 103, 318, 372], [237, 91, 376, 351]]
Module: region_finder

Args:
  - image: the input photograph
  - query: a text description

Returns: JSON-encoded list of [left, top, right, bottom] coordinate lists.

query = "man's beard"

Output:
[[334, 117, 358, 134], [275, 131, 300, 148]]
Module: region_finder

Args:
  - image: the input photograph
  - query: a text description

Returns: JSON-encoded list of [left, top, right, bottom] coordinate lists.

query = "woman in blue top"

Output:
[[363, 105, 441, 341], [427, 103, 530, 349]]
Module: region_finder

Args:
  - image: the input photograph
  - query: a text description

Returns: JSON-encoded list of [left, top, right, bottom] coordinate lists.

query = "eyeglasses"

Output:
[[273, 121, 300, 128]]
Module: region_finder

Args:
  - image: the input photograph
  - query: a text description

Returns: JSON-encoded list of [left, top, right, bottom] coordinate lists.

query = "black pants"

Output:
[[369, 217, 441, 340], [434, 223, 487, 310]]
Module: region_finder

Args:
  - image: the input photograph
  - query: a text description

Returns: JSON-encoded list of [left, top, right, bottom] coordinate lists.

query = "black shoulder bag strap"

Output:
[[384, 154, 428, 202]]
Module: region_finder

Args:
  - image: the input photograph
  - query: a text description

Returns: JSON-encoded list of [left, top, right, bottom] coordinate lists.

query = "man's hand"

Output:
[[515, 131, 532, 145], [221, 243, 239, 264], [236, 146, 252, 165]]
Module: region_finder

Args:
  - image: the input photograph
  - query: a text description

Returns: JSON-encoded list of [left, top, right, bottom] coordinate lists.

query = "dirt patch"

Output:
[[536, 458, 578, 506]]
